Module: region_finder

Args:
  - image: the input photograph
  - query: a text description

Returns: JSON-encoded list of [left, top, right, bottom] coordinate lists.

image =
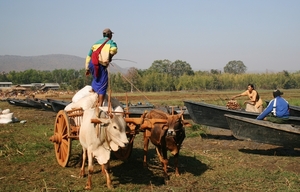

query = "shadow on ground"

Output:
[[110, 148, 208, 187], [239, 147, 300, 157]]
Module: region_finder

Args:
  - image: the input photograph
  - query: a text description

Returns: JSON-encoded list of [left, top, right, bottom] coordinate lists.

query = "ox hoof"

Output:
[[143, 162, 148, 168], [84, 186, 91, 190], [79, 173, 85, 178], [163, 177, 170, 185], [164, 174, 170, 181]]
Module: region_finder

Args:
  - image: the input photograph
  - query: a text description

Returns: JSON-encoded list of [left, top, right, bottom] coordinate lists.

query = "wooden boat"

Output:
[[184, 100, 300, 129], [47, 99, 71, 113], [183, 100, 259, 129], [119, 102, 155, 117], [166, 105, 190, 119], [7, 98, 38, 108], [25, 98, 43, 109], [225, 114, 300, 148], [39, 99, 54, 111], [124, 104, 155, 118], [290, 105, 300, 117], [122, 104, 190, 118]]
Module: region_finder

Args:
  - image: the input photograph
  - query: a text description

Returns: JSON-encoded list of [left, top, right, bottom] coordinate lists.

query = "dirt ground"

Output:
[[1, 91, 300, 191], [184, 126, 300, 174]]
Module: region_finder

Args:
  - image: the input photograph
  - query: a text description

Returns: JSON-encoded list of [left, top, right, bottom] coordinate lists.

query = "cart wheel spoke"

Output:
[[62, 139, 68, 146], [52, 110, 72, 167], [62, 133, 68, 139]]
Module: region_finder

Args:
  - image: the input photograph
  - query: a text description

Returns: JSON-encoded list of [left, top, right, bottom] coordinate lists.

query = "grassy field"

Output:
[[112, 89, 300, 107], [0, 90, 300, 191]]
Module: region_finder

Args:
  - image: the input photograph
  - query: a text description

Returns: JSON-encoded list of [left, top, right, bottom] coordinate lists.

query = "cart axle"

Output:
[[49, 134, 62, 144]]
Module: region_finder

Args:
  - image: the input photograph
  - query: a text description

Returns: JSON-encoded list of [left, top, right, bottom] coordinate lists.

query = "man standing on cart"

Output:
[[85, 28, 118, 106]]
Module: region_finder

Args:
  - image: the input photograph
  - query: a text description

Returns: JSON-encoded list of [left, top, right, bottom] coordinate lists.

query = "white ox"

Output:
[[79, 107, 128, 189]]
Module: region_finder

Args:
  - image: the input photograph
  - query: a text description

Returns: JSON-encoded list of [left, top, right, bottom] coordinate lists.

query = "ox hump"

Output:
[[147, 109, 168, 119]]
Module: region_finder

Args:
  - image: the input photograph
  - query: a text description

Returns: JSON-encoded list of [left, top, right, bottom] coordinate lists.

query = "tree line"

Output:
[[0, 60, 299, 92]]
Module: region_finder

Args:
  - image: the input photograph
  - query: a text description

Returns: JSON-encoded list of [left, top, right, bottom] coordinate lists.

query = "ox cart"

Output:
[[48, 94, 190, 189], [48, 104, 171, 167]]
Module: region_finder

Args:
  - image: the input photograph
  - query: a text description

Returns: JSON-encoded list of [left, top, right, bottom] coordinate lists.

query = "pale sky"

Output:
[[0, 0, 299, 72]]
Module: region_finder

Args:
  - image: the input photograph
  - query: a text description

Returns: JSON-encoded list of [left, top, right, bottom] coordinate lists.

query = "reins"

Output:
[[108, 62, 151, 103]]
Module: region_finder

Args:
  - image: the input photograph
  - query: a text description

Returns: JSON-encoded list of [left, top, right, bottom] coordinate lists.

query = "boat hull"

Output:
[[7, 98, 37, 108], [124, 106, 155, 118], [25, 99, 43, 109], [184, 100, 300, 129], [39, 99, 54, 111], [225, 114, 300, 148], [184, 100, 259, 129], [47, 99, 71, 113], [290, 105, 300, 117]]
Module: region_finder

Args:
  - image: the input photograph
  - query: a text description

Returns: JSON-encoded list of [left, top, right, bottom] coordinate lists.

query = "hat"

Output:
[[103, 28, 113, 34], [273, 89, 283, 97]]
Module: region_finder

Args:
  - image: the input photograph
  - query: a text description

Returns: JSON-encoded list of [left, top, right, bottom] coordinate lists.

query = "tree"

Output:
[[224, 60, 247, 74], [124, 67, 141, 92], [170, 60, 194, 77], [149, 60, 172, 73], [210, 69, 221, 74]]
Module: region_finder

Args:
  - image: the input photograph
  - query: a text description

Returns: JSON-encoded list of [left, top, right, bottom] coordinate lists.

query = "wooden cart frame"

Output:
[[49, 104, 170, 167]]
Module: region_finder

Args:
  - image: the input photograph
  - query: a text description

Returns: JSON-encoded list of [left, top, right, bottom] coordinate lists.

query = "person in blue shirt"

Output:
[[256, 89, 290, 123]]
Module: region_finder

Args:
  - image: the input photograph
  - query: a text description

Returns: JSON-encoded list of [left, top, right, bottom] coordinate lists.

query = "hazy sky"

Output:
[[1, 1, 299, 72]]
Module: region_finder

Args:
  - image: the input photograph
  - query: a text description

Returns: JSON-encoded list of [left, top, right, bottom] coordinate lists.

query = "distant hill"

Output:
[[0, 54, 128, 73]]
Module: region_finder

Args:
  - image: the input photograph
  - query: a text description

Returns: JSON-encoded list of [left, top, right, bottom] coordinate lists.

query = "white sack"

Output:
[[0, 113, 13, 120], [65, 92, 98, 111], [0, 119, 12, 124], [72, 85, 92, 103], [2, 109, 10, 114]]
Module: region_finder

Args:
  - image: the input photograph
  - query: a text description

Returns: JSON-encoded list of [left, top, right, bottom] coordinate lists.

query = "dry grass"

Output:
[[0, 90, 300, 191]]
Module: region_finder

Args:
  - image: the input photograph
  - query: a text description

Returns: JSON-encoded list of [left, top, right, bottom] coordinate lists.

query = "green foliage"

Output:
[[224, 60, 247, 74], [186, 123, 207, 138], [1, 60, 300, 92]]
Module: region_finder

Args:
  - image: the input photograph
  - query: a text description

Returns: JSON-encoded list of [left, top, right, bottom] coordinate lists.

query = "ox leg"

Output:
[[155, 146, 169, 180], [161, 139, 170, 180], [79, 148, 87, 178], [85, 150, 94, 190], [143, 131, 150, 167], [174, 153, 180, 176], [101, 161, 110, 175], [102, 163, 113, 189]]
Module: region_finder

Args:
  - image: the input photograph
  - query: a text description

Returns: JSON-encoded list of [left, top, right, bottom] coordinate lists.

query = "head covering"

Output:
[[103, 28, 114, 34], [273, 89, 283, 97]]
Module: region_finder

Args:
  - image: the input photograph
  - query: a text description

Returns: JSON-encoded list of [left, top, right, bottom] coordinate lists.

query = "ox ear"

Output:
[[182, 120, 192, 127]]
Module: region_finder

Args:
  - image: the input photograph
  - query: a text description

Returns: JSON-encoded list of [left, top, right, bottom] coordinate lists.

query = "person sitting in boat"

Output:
[[256, 89, 290, 123], [231, 84, 263, 113]]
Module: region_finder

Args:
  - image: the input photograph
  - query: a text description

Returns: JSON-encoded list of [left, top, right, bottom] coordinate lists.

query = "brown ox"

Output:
[[143, 109, 191, 179]]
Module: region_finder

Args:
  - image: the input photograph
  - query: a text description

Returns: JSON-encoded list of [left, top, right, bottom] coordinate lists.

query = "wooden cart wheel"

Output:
[[113, 134, 135, 160], [49, 110, 71, 167]]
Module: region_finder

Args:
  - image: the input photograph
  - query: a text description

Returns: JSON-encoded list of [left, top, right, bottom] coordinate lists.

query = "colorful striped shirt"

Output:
[[85, 37, 118, 69]]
